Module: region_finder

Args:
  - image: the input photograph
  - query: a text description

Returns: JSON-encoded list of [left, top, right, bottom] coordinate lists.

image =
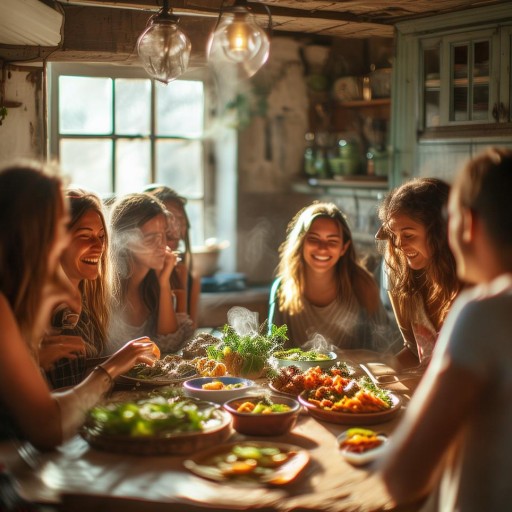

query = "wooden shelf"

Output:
[[335, 98, 391, 108], [292, 178, 388, 200]]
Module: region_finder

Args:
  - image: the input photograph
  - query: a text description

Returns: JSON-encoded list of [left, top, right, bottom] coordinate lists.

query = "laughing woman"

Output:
[[0, 161, 157, 449], [106, 193, 194, 354], [268, 202, 391, 351], [40, 189, 113, 388], [376, 178, 461, 368]]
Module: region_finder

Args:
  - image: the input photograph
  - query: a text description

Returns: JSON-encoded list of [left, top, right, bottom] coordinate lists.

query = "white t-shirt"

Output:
[[426, 273, 512, 511]]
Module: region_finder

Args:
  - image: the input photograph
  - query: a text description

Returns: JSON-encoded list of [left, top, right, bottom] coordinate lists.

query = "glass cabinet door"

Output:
[[420, 28, 500, 128], [451, 39, 490, 122], [422, 42, 441, 127]]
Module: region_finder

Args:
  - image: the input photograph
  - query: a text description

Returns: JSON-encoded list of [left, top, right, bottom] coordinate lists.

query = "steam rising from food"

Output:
[[227, 306, 259, 337]]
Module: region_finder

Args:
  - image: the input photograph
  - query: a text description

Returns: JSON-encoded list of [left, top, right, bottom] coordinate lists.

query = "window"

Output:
[[47, 63, 213, 246]]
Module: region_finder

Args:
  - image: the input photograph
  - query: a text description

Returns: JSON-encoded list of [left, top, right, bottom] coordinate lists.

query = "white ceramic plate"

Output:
[[183, 376, 256, 404], [269, 351, 338, 372], [337, 430, 388, 466], [117, 367, 197, 387]]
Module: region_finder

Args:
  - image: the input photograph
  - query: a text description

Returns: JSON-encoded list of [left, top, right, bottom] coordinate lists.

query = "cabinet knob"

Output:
[[492, 102, 509, 122], [492, 103, 499, 122]]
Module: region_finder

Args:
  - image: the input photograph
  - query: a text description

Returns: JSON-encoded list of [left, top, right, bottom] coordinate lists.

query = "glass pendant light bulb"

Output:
[[137, 8, 191, 84], [207, 7, 270, 79]]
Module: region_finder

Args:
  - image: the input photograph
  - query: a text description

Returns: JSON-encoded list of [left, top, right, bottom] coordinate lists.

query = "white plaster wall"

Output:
[[0, 67, 44, 164]]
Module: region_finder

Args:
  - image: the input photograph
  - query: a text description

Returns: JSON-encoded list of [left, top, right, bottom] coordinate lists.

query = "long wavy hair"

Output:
[[109, 193, 168, 331], [65, 189, 112, 353], [144, 184, 193, 271], [377, 177, 460, 330], [0, 161, 63, 345], [276, 201, 381, 316], [144, 185, 195, 315]]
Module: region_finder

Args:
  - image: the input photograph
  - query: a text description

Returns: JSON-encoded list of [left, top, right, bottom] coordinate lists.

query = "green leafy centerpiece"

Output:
[[207, 307, 288, 379]]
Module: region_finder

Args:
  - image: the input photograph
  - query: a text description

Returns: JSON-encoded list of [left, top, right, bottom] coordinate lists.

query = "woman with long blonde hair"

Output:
[[41, 189, 114, 388], [269, 201, 390, 351]]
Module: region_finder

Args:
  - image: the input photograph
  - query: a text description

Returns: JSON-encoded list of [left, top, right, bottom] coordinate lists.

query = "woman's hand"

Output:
[[101, 336, 159, 378], [157, 247, 180, 286], [39, 335, 86, 371]]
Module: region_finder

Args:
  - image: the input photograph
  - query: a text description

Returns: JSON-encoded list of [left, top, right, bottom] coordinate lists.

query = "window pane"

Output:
[[115, 79, 151, 135], [453, 87, 468, 121], [156, 139, 203, 196], [59, 76, 112, 134], [472, 85, 489, 120], [115, 139, 151, 195], [156, 80, 204, 137], [60, 139, 112, 194]]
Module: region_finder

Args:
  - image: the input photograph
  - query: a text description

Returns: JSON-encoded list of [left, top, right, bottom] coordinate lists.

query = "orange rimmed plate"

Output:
[[298, 391, 401, 425], [184, 441, 310, 486]]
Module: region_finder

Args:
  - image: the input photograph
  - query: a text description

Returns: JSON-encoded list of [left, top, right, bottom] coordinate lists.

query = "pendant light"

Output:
[[137, 0, 191, 84], [207, 0, 272, 79]]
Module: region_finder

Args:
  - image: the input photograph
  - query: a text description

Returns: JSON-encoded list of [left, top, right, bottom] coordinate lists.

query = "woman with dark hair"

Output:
[[144, 184, 200, 329], [376, 178, 461, 367], [0, 161, 157, 449], [107, 192, 194, 354], [40, 189, 113, 388], [269, 201, 390, 351]]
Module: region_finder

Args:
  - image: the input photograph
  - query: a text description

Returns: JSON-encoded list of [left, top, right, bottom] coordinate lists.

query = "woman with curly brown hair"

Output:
[[268, 201, 391, 351], [376, 177, 461, 368]]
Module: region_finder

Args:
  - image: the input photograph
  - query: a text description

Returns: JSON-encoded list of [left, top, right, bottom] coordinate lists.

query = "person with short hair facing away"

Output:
[[107, 193, 194, 355], [144, 184, 200, 329], [40, 189, 113, 389], [374, 148, 512, 511], [269, 201, 391, 351], [376, 178, 461, 368], [0, 161, 158, 450]]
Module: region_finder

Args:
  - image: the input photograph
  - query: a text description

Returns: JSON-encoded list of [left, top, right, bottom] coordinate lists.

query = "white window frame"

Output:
[[46, 61, 216, 246]]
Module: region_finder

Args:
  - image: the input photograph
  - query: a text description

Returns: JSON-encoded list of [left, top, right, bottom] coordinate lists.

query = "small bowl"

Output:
[[223, 395, 300, 436], [269, 350, 338, 372], [183, 376, 256, 404]]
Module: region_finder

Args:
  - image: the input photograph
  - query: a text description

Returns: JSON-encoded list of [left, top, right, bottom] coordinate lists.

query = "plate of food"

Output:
[[184, 441, 310, 486], [118, 354, 197, 386], [337, 428, 388, 465], [270, 348, 338, 371], [183, 376, 256, 404], [81, 393, 230, 455], [268, 361, 356, 397], [298, 378, 401, 425]]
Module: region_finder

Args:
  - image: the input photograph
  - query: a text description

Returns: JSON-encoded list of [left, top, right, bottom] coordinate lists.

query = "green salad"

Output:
[[86, 395, 219, 437], [273, 348, 333, 362]]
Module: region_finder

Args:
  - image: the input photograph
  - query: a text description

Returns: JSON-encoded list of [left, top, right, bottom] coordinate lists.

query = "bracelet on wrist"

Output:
[[93, 365, 114, 389]]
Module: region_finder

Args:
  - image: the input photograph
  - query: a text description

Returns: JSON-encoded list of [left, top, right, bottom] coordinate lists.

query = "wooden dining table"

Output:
[[0, 350, 423, 512]]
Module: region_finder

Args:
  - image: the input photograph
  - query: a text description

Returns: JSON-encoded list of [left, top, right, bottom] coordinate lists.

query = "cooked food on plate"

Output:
[[270, 362, 355, 395], [126, 354, 195, 381], [338, 428, 385, 453], [272, 348, 334, 361], [201, 380, 246, 390]]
